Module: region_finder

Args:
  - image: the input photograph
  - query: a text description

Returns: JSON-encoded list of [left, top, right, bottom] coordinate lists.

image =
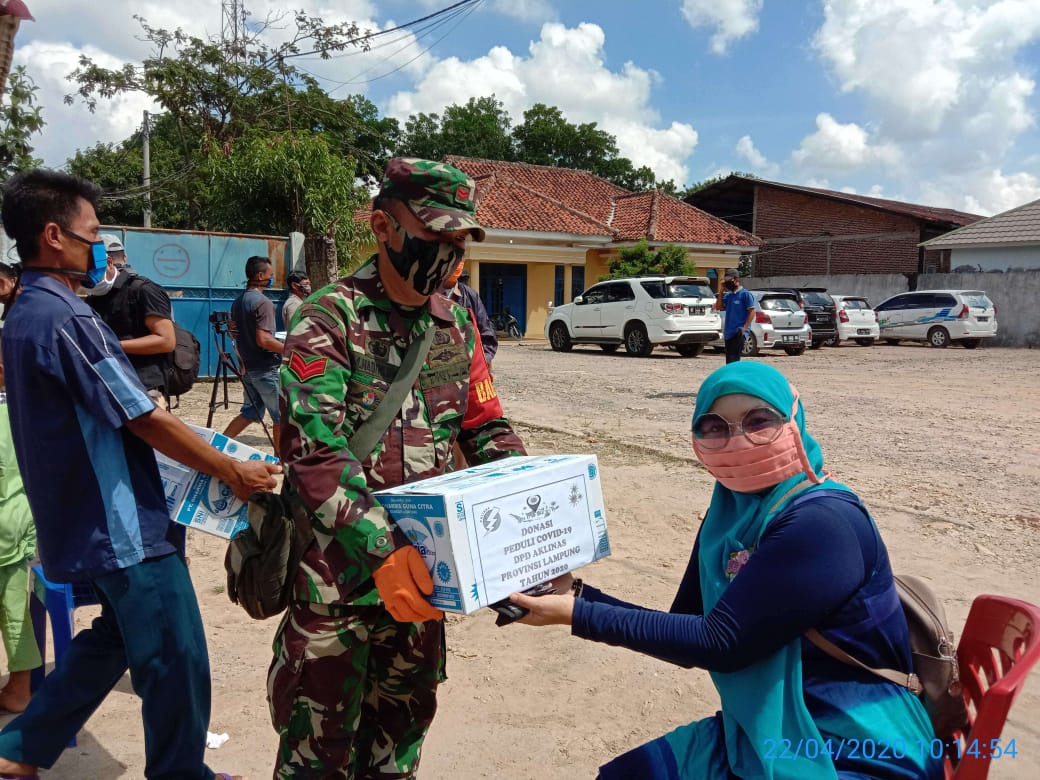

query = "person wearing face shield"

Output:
[[510, 361, 942, 780], [272, 158, 527, 778], [85, 235, 176, 410], [0, 169, 279, 780], [280, 271, 311, 330]]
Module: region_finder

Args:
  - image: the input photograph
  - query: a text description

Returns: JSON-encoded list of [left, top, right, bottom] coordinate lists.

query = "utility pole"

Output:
[[142, 110, 152, 227]]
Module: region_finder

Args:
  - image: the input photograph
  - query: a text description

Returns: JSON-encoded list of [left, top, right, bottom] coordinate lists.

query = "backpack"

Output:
[[807, 574, 969, 742], [776, 486, 969, 743], [96, 274, 200, 399], [225, 483, 314, 620], [165, 323, 201, 398], [892, 574, 969, 741]]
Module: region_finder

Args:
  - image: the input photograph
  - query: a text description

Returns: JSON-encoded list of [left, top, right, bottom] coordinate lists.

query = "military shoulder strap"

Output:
[[348, 325, 437, 461]]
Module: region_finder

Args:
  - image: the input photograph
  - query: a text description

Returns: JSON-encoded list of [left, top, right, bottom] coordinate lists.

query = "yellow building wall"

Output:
[[525, 263, 557, 339]]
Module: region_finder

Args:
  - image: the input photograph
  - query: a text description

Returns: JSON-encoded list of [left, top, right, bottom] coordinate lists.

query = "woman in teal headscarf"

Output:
[[512, 362, 941, 779]]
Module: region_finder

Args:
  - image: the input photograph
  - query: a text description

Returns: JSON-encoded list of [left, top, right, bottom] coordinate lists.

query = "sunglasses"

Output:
[[692, 406, 786, 450]]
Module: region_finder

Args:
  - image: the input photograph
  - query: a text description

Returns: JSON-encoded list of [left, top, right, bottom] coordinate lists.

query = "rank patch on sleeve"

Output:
[[287, 352, 329, 382]]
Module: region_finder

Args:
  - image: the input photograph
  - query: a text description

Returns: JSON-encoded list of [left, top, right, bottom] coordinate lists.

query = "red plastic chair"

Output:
[[945, 594, 1040, 779]]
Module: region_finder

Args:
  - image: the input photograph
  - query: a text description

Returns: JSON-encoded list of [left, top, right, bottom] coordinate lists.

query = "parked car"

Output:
[[710, 291, 811, 356], [752, 287, 837, 348], [830, 295, 880, 346], [545, 276, 721, 357], [873, 289, 997, 348]]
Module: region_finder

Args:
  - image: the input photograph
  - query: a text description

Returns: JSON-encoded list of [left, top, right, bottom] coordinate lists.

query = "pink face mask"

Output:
[[691, 395, 827, 493]]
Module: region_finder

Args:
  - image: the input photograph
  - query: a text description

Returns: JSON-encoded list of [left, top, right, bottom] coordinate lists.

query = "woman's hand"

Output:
[[509, 591, 575, 626]]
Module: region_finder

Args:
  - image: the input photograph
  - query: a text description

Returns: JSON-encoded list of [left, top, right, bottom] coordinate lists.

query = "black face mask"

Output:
[[383, 214, 465, 296], [724, 278, 739, 291]]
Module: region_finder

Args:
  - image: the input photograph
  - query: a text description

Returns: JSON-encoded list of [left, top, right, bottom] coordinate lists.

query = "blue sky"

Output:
[[11, 0, 1040, 215]]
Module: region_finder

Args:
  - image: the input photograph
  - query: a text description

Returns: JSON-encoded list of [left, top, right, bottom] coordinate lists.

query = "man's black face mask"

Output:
[[383, 213, 464, 296]]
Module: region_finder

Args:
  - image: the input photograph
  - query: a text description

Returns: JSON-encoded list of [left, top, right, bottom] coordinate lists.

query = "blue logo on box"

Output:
[[436, 561, 452, 583], [588, 464, 597, 479], [434, 521, 445, 537]]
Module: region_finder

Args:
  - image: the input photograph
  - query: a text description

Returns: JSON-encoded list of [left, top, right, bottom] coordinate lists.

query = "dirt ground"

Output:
[[2, 340, 1038, 779]]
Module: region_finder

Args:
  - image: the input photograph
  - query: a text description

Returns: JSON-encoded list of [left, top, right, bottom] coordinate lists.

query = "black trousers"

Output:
[[725, 333, 745, 363]]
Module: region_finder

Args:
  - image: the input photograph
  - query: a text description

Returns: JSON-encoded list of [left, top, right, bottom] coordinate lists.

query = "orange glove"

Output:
[[372, 546, 444, 623]]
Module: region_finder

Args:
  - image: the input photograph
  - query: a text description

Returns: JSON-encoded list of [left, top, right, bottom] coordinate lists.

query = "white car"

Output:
[[830, 295, 880, 346], [712, 291, 812, 356], [873, 289, 997, 348], [545, 276, 721, 357]]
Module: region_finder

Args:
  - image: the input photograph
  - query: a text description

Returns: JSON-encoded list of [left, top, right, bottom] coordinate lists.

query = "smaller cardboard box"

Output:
[[156, 426, 279, 539], [375, 455, 610, 614]]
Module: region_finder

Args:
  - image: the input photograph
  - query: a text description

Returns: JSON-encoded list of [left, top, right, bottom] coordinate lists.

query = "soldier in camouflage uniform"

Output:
[[272, 158, 527, 778]]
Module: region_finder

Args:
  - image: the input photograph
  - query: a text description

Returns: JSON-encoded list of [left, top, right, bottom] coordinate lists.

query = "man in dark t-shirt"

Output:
[[223, 255, 285, 451], [86, 247, 175, 407]]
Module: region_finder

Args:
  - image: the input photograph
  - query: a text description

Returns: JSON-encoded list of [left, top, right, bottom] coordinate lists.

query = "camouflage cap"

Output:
[[378, 158, 485, 242]]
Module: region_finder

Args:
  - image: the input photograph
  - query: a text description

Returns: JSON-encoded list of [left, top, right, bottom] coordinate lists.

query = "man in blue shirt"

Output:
[[0, 169, 280, 779], [722, 268, 756, 364]]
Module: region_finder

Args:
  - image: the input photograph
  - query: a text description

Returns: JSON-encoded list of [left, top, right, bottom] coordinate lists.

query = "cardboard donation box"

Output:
[[156, 425, 279, 539], [375, 455, 610, 614]]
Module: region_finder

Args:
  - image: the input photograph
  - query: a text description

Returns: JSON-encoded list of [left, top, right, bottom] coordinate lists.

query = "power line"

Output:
[[275, 0, 483, 63], [327, 0, 483, 92], [293, 1, 477, 86]]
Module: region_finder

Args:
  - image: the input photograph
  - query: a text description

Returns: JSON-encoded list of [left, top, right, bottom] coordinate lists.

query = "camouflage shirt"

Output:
[[279, 257, 527, 604]]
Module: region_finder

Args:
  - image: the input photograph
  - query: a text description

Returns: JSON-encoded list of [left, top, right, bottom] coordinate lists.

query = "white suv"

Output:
[[545, 276, 721, 357], [873, 289, 997, 348]]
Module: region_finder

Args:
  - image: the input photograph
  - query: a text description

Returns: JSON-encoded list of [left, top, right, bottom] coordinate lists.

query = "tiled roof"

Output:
[[749, 177, 982, 227], [470, 173, 613, 237], [920, 197, 1040, 248], [612, 190, 758, 246], [446, 156, 759, 247], [446, 156, 627, 226]]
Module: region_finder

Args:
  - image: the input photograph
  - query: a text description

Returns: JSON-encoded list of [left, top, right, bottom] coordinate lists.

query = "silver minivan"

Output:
[[873, 289, 997, 348]]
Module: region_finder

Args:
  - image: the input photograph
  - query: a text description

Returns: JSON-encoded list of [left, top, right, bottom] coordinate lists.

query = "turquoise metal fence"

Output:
[[103, 226, 294, 376]]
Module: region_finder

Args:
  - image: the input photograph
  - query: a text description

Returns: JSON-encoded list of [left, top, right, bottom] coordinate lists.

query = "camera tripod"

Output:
[[206, 315, 275, 449]]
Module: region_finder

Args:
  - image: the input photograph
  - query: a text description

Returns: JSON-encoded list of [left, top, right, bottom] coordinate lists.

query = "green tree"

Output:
[[608, 239, 693, 278], [513, 104, 625, 175], [68, 112, 197, 228], [440, 96, 513, 161], [511, 103, 659, 190], [397, 111, 443, 160], [0, 67, 45, 182], [203, 130, 368, 286], [64, 12, 395, 238]]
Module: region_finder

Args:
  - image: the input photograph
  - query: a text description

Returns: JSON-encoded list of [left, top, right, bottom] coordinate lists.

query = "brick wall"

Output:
[[753, 187, 923, 276]]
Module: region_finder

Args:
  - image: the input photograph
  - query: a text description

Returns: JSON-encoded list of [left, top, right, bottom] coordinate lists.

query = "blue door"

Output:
[[479, 263, 527, 333]]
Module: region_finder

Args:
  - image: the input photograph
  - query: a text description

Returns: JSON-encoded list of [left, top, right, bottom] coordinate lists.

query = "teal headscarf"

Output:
[[692, 362, 850, 779]]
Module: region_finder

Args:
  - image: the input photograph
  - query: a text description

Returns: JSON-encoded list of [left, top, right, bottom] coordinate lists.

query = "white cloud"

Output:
[[13, 42, 161, 166], [791, 113, 902, 172], [735, 135, 779, 176], [386, 22, 699, 184], [812, 0, 1040, 143], [680, 0, 763, 54], [809, 0, 1040, 217], [13, 0, 425, 164], [921, 169, 1040, 216], [414, 0, 555, 23]]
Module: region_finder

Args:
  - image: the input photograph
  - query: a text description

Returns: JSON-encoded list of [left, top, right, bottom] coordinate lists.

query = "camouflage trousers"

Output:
[[268, 601, 446, 779]]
